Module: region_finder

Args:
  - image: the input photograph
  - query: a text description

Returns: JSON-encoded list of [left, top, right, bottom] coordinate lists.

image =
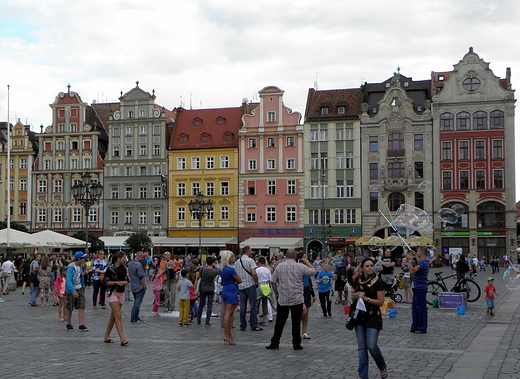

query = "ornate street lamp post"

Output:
[[188, 191, 213, 256], [72, 172, 103, 256]]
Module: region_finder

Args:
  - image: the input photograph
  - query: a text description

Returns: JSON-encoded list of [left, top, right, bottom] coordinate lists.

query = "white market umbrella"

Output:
[[32, 229, 89, 248], [0, 228, 41, 248]]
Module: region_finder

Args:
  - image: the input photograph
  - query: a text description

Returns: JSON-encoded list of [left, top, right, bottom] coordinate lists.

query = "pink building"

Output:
[[238, 86, 305, 253]]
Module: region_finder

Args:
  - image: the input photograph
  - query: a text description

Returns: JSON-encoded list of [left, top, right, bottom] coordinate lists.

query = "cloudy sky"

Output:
[[1, 0, 519, 196]]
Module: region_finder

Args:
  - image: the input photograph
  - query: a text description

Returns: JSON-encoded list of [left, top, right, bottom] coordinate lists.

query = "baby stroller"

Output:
[[384, 273, 403, 303]]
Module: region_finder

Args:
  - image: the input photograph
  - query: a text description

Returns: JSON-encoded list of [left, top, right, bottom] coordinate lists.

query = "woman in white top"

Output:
[[256, 256, 272, 326]]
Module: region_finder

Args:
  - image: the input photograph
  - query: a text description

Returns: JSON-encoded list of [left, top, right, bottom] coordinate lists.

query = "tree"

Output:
[[124, 233, 152, 253], [0, 221, 29, 233], [71, 231, 105, 253]]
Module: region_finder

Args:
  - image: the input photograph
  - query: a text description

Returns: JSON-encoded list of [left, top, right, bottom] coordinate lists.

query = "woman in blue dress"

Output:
[[220, 250, 242, 345]]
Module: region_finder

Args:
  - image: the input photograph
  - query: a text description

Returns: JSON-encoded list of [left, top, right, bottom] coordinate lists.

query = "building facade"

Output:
[[238, 86, 305, 252]]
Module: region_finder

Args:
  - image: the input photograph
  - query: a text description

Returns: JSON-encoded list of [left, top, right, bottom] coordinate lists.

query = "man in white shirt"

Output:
[[235, 246, 262, 331], [2, 258, 16, 295]]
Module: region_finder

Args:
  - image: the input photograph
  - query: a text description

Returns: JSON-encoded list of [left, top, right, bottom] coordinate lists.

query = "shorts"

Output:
[[107, 291, 125, 304], [403, 277, 412, 287], [486, 298, 494, 309], [303, 286, 313, 308], [335, 278, 345, 292], [65, 288, 86, 312]]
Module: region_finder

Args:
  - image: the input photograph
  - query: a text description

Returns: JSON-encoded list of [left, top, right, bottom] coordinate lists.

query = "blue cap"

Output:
[[74, 252, 87, 260]]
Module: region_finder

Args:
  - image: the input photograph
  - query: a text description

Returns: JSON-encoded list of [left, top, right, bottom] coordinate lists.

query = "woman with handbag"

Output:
[[351, 258, 388, 379]]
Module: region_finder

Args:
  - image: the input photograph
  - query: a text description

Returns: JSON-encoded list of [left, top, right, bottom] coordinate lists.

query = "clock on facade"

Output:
[[83, 124, 92, 131], [45, 126, 53, 133]]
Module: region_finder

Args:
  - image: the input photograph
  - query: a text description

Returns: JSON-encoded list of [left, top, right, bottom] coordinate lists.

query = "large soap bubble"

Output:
[[438, 208, 459, 224], [444, 226, 455, 236], [503, 266, 520, 290], [392, 213, 420, 236], [451, 204, 465, 217], [385, 235, 402, 251], [367, 236, 384, 252], [369, 184, 382, 194], [418, 180, 432, 194]]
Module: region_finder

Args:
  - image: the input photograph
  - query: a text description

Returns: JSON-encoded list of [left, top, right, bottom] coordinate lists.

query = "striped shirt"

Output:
[[271, 259, 316, 306]]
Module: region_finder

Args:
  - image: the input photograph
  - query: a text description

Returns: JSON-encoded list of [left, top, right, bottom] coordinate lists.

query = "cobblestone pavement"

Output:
[[0, 267, 519, 379]]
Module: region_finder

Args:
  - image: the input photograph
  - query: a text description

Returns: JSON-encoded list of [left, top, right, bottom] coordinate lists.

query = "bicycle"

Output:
[[426, 272, 481, 305]]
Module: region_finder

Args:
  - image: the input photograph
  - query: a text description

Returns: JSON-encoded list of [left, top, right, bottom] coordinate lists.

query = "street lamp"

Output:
[[72, 172, 103, 256], [321, 164, 327, 258], [188, 191, 213, 256]]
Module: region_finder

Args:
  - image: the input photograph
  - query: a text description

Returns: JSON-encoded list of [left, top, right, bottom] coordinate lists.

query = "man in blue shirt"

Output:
[[128, 252, 147, 323], [409, 247, 430, 334]]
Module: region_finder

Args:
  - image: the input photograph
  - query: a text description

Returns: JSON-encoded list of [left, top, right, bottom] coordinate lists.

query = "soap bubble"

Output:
[[438, 208, 459, 224], [503, 266, 520, 290], [369, 184, 382, 194], [444, 226, 455, 236], [418, 180, 432, 194], [427, 246, 436, 256], [418, 220, 435, 233], [407, 235, 423, 247], [425, 250, 434, 261], [392, 213, 420, 236], [385, 235, 402, 251], [451, 204, 465, 217], [367, 236, 384, 252]]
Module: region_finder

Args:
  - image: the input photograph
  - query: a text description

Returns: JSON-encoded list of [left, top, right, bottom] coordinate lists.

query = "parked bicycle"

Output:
[[426, 272, 481, 305]]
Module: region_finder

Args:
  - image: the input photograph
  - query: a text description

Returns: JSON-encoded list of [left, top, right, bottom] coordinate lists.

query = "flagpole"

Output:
[[6, 84, 11, 257]]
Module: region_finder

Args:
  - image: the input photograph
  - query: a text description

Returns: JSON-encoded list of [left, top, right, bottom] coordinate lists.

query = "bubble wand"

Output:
[[378, 209, 412, 251]]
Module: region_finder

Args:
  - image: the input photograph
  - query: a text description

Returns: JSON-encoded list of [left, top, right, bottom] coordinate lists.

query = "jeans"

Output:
[[270, 303, 303, 347], [318, 290, 331, 315], [92, 280, 106, 307], [239, 285, 258, 330], [411, 288, 428, 333], [131, 288, 146, 322], [29, 286, 41, 304], [197, 291, 214, 325], [355, 325, 386, 379]]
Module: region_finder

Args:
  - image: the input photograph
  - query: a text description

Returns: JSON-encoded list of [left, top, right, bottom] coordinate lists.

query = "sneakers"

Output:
[[303, 333, 311, 339], [78, 325, 89, 332], [66, 324, 74, 332], [0, 298, 5, 303]]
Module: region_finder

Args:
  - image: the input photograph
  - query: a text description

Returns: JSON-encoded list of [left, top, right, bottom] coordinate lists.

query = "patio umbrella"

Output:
[[0, 229, 41, 248], [32, 230, 88, 248], [406, 236, 434, 247]]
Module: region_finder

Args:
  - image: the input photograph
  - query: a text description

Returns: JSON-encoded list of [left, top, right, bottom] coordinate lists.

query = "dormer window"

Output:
[[385, 83, 390, 88], [179, 134, 187, 144], [201, 133, 210, 143], [321, 107, 329, 115], [417, 105, 422, 112], [223, 132, 232, 143], [193, 118, 202, 127], [403, 82, 409, 87], [337, 106, 346, 114], [216, 117, 225, 126]]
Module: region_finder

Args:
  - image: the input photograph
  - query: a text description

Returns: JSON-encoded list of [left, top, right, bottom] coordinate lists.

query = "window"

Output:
[[414, 162, 423, 179], [221, 206, 229, 220], [140, 166, 147, 176], [336, 180, 354, 198], [414, 135, 423, 150], [38, 180, 47, 193], [310, 130, 319, 141], [139, 125, 147, 135], [178, 207, 185, 221], [112, 166, 119, 176], [153, 145, 160, 155], [139, 186, 147, 199], [248, 160, 257, 170], [335, 209, 344, 224], [140, 110, 146, 118], [286, 206, 296, 222], [248, 138, 256, 148], [204, 157, 214, 169], [70, 123, 77, 132], [192, 157, 200, 169], [477, 202, 505, 228], [473, 111, 487, 130], [20, 158, 27, 169], [125, 187, 133, 199], [320, 153, 328, 170], [83, 158, 91, 169], [126, 166, 132, 176], [370, 163, 378, 180], [476, 170, 486, 189], [126, 126, 133, 135], [460, 171, 469, 190], [57, 141, 64, 150], [370, 192, 379, 212], [140, 145, 147, 156], [267, 180, 276, 195], [287, 180, 296, 195], [58, 124, 65, 133], [220, 156, 229, 168], [177, 158, 186, 170], [179, 135, 187, 144], [321, 107, 329, 115], [493, 140, 503, 159], [442, 141, 452, 160], [111, 187, 119, 199], [490, 110, 504, 129], [457, 112, 470, 130], [309, 209, 319, 224], [415, 192, 424, 210], [246, 207, 256, 222], [54, 209, 62, 223], [9, 179, 13, 192], [206, 182, 214, 196], [125, 211, 132, 224], [267, 138, 275, 147], [338, 106, 346, 114], [154, 166, 162, 176], [266, 206, 276, 222], [440, 113, 454, 131], [128, 111, 134, 119], [267, 159, 276, 170], [286, 137, 295, 147], [459, 141, 469, 160], [113, 146, 120, 157], [19, 202, 26, 215], [336, 126, 345, 140], [443, 171, 452, 190], [336, 152, 345, 169], [388, 133, 405, 154], [462, 77, 481, 91], [154, 186, 161, 198], [139, 211, 147, 225], [493, 170, 503, 189], [44, 159, 51, 170], [20, 179, 27, 191], [320, 129, 328, 141], [154, 211, 161, 224], [111, 211, 119, 224], [247, 181, 255, 195], [321, 209, 330, 224], [201, 134, 209, 143], [54, 180, 63, 193], [70, 141, 78, 150], [388, 162, 405, 178], [388, 192, 405, 212], [345, 152, 353, 169], [38, 209, 46, 223], [369, 136, 378, 152], [192, 183, 200, 196], [345, 209, 356, 224], [311, 153, 319, 170], [70, 159, 77, 169], [310, 180, 320, 199], [475, 141, 485, 159], [286, 159, 295, 169], [267, 112, 276, 122], [126, 146, 132, 156], [221, 182, 229, 195]]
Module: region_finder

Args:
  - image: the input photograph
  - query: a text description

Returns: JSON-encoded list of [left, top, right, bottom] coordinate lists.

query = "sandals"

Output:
[[103, 339, 114, 343], [381, 369, 388, 378], [120, 340, 129, 346]]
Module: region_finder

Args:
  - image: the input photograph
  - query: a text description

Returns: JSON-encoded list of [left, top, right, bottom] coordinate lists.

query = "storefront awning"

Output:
[[240, 237, 303, 250], [100, 236, 237, 248], [327, 238, 358, 246]]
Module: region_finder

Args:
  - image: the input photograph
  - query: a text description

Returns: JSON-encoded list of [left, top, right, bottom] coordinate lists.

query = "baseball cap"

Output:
[[487, 277, 494, 282], [74, 252, 87, 260]]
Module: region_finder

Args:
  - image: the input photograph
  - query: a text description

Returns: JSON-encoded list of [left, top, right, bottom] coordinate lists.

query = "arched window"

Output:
[[490, 110, 504, 129], [388, 192, 405, 211], [387, 133, 404, 157], [456, 112, 471, 130], [473, 111, 487, 130], [477, 201, 505, 228], [440, 113, 454, 131]]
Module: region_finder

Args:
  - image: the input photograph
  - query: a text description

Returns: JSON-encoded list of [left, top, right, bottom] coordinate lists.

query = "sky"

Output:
[[1, 0, 519, 196]]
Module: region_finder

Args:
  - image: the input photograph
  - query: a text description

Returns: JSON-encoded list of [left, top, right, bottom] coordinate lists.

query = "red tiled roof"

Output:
[[91, 103, 120, 131], [305, 88, 362, 121], [168, 106, 244, 150]]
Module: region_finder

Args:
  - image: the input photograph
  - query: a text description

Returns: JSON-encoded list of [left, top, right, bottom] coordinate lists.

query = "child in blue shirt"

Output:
[[316, 263, 335, 317]]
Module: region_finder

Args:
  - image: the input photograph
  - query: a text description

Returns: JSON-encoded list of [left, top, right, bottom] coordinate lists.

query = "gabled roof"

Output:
[[168, 106, 244, 150], [305, 88, 362, 121], [91, 103, 120, 132]]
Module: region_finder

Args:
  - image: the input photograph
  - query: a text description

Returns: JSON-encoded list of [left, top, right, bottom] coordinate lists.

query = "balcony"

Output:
[[383, 178, 408, 191], [387, 149, 405, 158]]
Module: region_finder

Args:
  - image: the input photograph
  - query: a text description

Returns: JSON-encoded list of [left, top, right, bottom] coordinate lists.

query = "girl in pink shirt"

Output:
[[152, 270, 164, 316], [54, 267, 67, 322]]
